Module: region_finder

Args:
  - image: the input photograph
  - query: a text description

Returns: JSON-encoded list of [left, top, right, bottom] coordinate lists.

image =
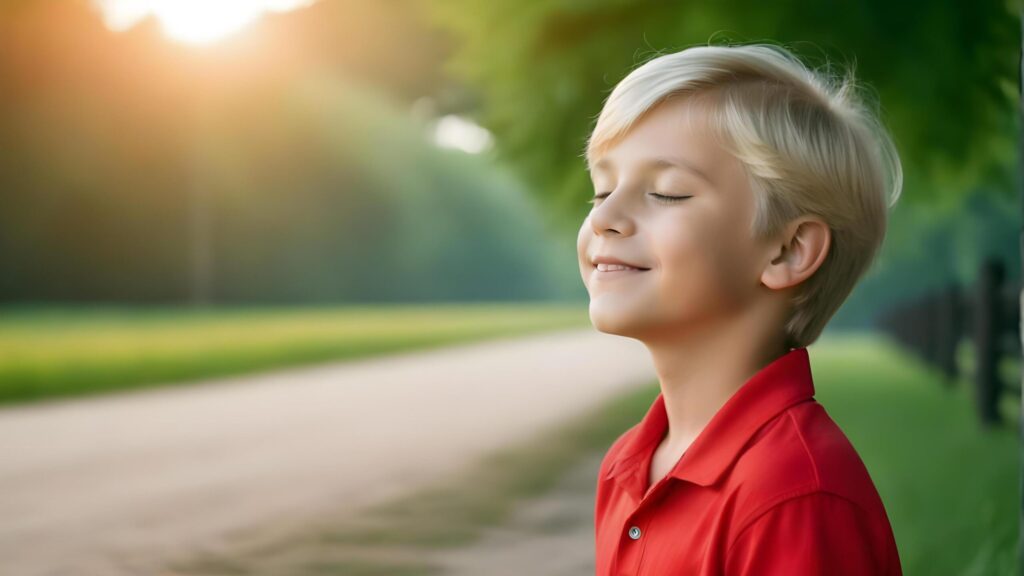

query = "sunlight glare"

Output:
[[94, 0, 317, 46], [431, 114, 494, 154]]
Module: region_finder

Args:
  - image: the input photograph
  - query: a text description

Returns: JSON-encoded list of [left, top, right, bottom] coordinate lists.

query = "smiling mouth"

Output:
[[593, 264, 651, 274], [589, 264, 651, 276]]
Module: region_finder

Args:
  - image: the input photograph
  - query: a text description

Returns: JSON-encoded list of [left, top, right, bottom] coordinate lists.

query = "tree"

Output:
[[419, 0, 1018, 229]]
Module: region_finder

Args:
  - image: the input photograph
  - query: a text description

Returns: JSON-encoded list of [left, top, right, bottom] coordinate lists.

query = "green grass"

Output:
[[0, 302, 589, 405], [811, 332, 1019, 576]]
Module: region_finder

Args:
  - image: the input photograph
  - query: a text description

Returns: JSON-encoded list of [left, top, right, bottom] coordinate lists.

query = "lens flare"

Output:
[[94, 0, 316, 46]]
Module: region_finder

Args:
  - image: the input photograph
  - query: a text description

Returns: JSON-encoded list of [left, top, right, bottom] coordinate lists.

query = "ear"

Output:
[[760, 217, 831, 291]]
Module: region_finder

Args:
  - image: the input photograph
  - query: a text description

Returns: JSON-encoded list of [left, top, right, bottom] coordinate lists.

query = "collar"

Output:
[[604, 347, 815, 493]]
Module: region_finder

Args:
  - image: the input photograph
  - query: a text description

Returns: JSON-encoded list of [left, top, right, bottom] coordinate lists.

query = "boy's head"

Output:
[[577, 43, 902, 350]]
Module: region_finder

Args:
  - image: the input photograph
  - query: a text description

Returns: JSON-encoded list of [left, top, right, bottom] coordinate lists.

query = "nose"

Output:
[[588, 190, 636, 237]]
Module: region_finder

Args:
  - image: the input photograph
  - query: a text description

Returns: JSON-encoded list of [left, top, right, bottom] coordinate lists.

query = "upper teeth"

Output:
[[597, 263, 639, 272]]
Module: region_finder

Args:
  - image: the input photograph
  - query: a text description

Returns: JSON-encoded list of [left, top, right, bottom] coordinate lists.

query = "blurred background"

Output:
[[0, 0, 1020, 575]]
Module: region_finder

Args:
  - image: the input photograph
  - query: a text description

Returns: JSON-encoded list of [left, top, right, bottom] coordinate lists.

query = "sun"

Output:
[[94, 0, 316, 46]]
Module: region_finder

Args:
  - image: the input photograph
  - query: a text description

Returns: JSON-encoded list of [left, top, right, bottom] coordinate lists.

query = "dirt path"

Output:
[[428, 450, 603, 576], [0, 327, 653, 576]]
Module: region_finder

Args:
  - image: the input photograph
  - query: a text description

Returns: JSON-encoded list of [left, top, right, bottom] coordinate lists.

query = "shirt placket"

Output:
[[613, 466, 674, 575]]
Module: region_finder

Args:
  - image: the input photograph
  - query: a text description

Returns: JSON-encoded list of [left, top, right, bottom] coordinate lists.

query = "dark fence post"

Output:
[[974, 257, 1004, 428], [923, 291, 938, 366]]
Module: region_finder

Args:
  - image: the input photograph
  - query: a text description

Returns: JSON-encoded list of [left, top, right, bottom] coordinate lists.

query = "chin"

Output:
[[588, 305, 645, 338]]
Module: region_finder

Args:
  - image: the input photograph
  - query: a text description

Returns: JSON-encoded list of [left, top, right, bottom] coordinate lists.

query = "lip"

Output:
[[593, 267, 649, 278], [591, 255, 651, 270]]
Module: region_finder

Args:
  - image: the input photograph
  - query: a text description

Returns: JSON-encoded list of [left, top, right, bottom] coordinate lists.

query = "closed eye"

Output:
[[650, 193, 692, 203], [587, 192, 692, 205]]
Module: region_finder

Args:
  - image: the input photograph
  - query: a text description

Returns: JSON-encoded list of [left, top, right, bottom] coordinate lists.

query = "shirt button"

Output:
[[628, 526, 642, 540]]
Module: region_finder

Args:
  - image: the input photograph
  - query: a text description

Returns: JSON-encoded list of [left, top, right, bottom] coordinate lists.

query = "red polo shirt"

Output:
[[594, 347, 902, 575]]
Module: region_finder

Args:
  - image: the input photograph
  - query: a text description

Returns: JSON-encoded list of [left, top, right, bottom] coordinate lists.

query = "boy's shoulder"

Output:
[[727, 399, 890, 528]]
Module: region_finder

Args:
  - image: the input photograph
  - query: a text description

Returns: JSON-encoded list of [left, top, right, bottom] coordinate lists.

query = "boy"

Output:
[[578, 43, 903, 575]]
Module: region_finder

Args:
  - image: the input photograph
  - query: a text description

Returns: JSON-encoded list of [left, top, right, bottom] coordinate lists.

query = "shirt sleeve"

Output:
[[724, 491, 894, 576]]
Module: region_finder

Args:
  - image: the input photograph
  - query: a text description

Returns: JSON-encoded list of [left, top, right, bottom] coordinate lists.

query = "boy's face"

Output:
[[577, 96, 770, 340]]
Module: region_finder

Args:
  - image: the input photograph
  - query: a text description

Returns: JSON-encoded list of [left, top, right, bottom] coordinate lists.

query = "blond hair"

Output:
[[585, 43, 903, 349]]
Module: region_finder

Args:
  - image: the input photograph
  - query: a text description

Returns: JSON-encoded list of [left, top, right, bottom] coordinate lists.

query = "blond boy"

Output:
[[579, 43, 902, 575]]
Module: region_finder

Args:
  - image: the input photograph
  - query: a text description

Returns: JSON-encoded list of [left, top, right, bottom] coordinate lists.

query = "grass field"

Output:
[[0, 302, 590, 405], [811, 333, 1020, 576], [174, 332, 1020, 576]]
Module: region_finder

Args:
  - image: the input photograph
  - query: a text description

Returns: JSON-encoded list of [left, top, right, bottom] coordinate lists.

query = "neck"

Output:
[[641, 307, 789, 447]]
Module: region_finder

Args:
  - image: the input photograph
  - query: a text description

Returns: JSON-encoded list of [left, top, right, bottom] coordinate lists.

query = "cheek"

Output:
[[576, 217, 590, 253], [654, 218, 751, 306], [576, 218, 593, 281]]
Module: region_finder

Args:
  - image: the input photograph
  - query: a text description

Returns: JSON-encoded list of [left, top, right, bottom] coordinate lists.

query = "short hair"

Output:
[[584, 43, 903, 350]]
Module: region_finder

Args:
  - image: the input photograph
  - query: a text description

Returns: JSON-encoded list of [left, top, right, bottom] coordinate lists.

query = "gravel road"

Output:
[[0, 327, 654, 576]]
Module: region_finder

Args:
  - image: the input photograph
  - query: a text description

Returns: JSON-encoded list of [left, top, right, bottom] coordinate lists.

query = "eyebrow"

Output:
[[589, 156, 713, 186]]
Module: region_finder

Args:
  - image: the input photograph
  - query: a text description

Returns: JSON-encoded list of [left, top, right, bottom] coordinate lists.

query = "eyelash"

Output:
[[587, 192, 692, 205]]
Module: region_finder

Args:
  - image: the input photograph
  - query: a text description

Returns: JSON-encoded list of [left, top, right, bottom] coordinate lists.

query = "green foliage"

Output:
[[831, 184, 1021, 331], [0, 0, 581, 303], [420, 0, 1020, 226], [191, 75, 579, 302]]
